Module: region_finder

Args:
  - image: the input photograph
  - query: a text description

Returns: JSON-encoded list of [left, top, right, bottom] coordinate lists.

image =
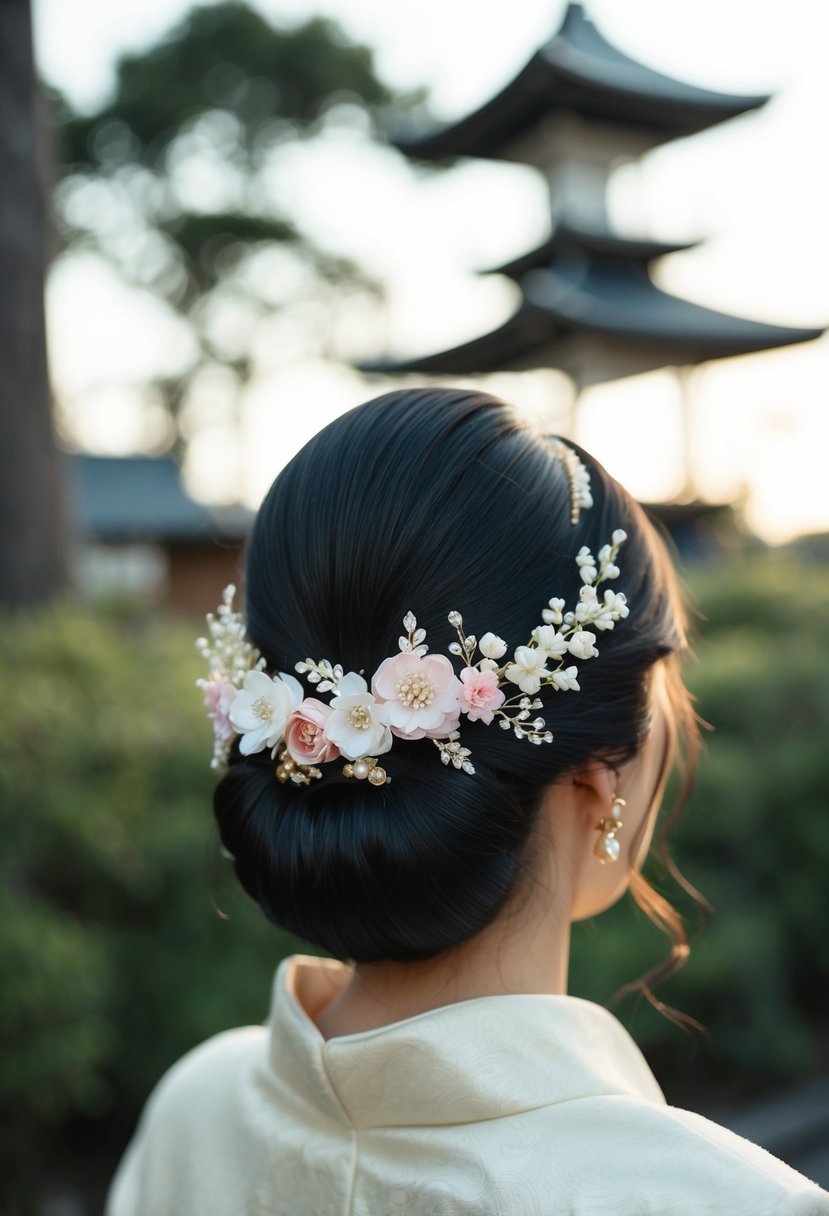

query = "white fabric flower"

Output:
[[542, 597, 565, 626], [478, 658, 499, 672], [532, 625, 569, 659], [229, 668, 303, 755], [324, 672, 392, 761], [551, 665, 580, 691], [505, 646, 549, 695], [479, 632, 507, 660], [568, 631, 599, 660]]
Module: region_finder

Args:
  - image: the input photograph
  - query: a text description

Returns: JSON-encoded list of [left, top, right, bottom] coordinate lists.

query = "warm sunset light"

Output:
[[36, 0, 829, 542]]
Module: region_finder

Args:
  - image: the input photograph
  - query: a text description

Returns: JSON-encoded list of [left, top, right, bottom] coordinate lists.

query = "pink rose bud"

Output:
[[285, 698, 340, 765]]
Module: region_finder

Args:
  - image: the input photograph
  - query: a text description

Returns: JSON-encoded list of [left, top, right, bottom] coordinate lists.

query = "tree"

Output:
[[0, 0, 68, 607], [51, 3, 425, 453]]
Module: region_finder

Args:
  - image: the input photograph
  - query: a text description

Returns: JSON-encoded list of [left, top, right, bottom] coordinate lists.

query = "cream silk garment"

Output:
[[106, 953, 829, 1216]]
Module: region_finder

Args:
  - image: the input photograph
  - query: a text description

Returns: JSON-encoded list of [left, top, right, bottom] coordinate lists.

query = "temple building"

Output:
[[358, 4, 822, 502]]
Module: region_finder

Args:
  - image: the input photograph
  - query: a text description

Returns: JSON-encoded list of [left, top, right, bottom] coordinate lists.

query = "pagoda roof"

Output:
[[69, 454, 252, 544], [483, 219, 699, 279], [356, 260, 823, 382], [393, 4, 769, 162]]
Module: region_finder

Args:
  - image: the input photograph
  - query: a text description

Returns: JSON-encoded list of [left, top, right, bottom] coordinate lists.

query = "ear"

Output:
[[569, 760, 617, 821]]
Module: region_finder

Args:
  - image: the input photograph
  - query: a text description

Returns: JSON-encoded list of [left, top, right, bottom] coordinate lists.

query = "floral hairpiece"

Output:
[[196, 445, 629, 787]]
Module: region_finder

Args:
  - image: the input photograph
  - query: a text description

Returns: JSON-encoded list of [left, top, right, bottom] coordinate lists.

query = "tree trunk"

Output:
[[0, 0, 68, 607]]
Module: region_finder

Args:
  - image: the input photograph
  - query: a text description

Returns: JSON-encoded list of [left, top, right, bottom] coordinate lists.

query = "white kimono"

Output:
[[106, 953, 829, 1215]]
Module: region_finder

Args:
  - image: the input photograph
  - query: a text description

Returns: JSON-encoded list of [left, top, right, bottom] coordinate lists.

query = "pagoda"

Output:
[[358, 4, 822, 450]]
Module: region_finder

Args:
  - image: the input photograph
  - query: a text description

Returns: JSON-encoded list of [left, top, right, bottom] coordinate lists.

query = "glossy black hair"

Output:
[[214, 387, 694, 967]]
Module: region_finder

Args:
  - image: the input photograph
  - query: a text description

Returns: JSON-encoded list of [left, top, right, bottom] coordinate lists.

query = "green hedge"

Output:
[[1, 555, 828, 1193], [0, 603, 301, 1200]]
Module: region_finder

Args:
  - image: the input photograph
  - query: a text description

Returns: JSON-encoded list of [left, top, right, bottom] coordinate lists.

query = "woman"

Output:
[[107, 388, 829, 1215]]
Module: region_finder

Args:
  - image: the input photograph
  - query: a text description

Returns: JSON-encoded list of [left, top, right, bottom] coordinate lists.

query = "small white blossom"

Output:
[[478, 658, 499, 672], [576, 547, 597, 584], [568, 630, 599, 660], [551, 666, 580, 691], [505, 646, 549, 695], [542, 597, 565, 626], [604, 590, 629, 619], [598, 542, 620, 580], [612, 529, 627, 545], [574, 585, 599, 625], [532, 625, 569, 659], [590, 589, 630, 631], [479, 631, 507, 660]]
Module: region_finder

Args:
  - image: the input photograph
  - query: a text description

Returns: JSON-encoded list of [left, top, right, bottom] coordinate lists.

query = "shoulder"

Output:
[[138, 1023, 268, 1123], [528, 1093, 829, 1215], [105, 1025, 269, 1216]]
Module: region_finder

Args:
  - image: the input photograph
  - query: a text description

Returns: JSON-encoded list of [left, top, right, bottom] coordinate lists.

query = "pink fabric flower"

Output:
[[201, 678, 238, 743], [372, 651, 462, 740], [458, 666, 505, 725], [285, 698, 340, 765]]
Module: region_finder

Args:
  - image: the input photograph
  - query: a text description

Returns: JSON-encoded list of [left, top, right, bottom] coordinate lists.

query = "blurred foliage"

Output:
[[48, 2, 427, 447], [0, 601, 304, 1202], [1, 553, 828, 1200]]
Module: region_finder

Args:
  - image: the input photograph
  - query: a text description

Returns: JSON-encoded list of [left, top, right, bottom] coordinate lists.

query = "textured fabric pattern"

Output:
[[106, 953, 829, 1215]]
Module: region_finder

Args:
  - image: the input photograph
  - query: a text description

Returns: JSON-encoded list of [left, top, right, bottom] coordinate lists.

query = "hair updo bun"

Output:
[[213, 388, 691, 964]]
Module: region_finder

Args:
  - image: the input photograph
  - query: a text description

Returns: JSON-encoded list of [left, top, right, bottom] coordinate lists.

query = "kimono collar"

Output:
[[266, 953, 665, 1130]]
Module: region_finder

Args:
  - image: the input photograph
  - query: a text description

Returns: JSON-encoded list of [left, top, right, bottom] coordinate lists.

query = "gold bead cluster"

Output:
[[274, 741, 322, 786], [342, 756, 390, 786]]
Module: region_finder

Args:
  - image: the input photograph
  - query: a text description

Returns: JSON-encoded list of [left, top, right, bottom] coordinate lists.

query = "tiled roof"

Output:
[[68, 454, 252, 544]]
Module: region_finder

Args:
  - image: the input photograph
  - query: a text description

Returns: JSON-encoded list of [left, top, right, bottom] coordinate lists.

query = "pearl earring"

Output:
[[594, 796, 626, 864]]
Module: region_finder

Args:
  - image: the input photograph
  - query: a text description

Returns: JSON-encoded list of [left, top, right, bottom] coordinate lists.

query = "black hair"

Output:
[[214, 387, 696, 971]]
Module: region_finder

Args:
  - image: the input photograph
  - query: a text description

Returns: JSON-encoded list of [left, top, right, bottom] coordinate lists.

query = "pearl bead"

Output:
[[352, 759, 370, 780], [603, 835, 621, 862]]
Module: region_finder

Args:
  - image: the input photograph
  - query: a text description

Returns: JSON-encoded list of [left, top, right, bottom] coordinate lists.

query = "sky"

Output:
[[32, 0, 829, 542]]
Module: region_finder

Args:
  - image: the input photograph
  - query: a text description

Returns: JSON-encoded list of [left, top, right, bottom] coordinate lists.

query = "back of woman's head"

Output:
[[214, 387, 692, 964]]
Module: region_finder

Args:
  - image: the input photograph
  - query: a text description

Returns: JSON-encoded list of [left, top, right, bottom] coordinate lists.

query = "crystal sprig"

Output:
[[433, 731, 475, 775], [399, 610, 428, 657], [294, 658, 344, 694]]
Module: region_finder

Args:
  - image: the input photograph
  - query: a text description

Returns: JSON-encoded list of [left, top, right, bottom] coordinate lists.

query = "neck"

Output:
[[313, 816, 575, 1040]]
